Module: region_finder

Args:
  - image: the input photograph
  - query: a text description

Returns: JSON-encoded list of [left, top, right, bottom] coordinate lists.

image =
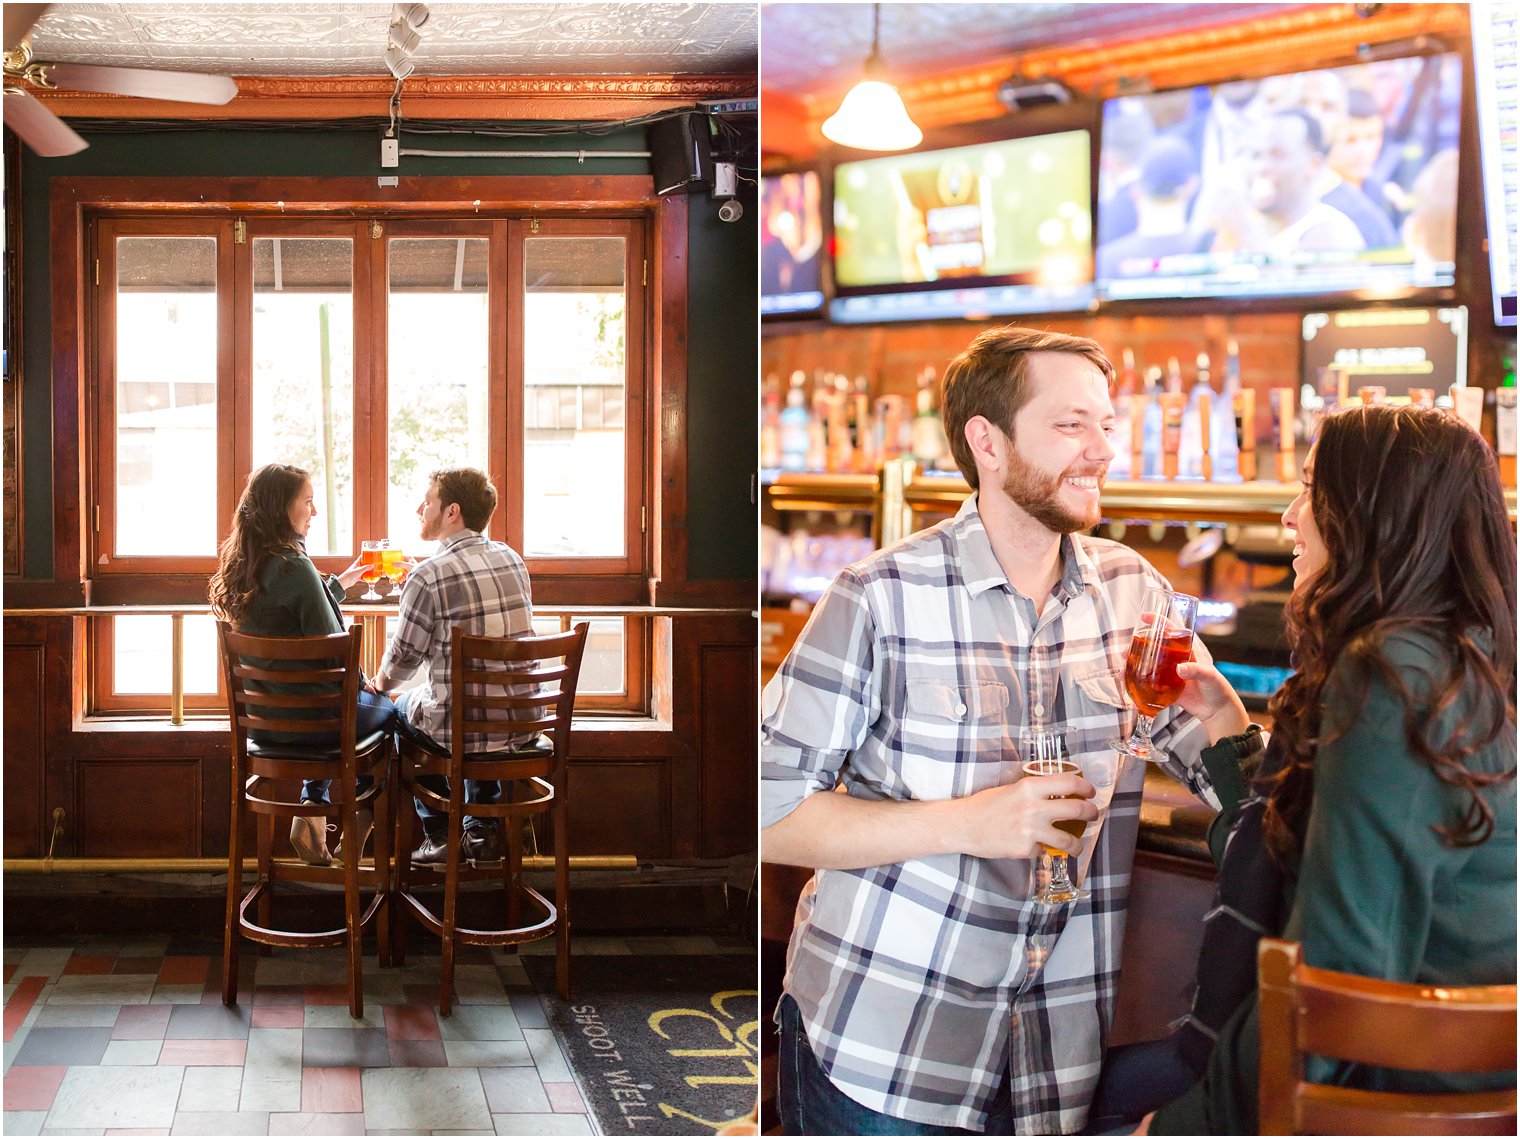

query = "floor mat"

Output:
[[524, 953, 758, 1135]]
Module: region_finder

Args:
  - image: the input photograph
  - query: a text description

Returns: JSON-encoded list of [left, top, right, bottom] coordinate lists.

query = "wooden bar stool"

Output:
[[392, 623, 587, 1015], [1258, 937, 1517, 1135], [218, 623, 394, 1019]]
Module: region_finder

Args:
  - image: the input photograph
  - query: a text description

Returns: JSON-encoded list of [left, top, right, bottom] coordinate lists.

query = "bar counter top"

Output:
[[1137, 765, 1217, 863]]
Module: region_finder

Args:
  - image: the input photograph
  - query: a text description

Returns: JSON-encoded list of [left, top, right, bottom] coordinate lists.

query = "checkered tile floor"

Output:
[[3, 932, 738, 1135]]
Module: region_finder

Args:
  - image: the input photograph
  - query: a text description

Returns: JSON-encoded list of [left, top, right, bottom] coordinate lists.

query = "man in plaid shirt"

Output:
[[373, 466, 534, 866], [762, 328, 1225, 1135]]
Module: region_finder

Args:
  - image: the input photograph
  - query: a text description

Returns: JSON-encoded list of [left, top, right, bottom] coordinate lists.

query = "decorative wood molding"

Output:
[[24, 73, 756, 122], [769, 3, 1470, 156]]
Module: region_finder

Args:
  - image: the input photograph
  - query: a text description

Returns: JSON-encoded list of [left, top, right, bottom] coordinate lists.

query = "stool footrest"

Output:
[[235, 878, 387, 949], [398, 882, 557, 946]]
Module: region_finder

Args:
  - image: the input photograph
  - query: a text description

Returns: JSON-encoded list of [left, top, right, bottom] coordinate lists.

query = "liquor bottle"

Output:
[[1160, 392, 1186, 480], [1110, 348, 1136, 479], [827, 374, 854, 472], [1165, 355, 1184, 394], [910, 366, 949, 469], [877, 395, 907, 460], [851, 376, 876, 472], [1179, 353, 1211, 479], [1211, 339, 1242, 480], [760, 373, 782, 470], [806, 374, 830, 471], [1140, 365, 1164, 478], [1271, 386, 1297, 482], [778, 371, 810, 472], [1234, 389, 1257, 481]]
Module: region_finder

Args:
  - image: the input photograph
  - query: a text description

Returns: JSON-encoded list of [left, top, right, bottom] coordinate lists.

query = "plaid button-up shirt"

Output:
[[762, 495, 1218, 1134], [381, 529, 534, 752]]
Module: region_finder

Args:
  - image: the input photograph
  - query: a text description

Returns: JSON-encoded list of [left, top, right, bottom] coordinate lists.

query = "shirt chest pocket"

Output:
[[898, 677, 1018, 800], [905, 679, 1010, 724], [1070, 665, 1132, 740]]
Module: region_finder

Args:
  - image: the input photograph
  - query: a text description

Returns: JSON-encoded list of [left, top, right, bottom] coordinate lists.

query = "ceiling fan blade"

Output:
[[2, 89, 88, 156], [3, 3, 50, 52], [44, 63, 238, 105]]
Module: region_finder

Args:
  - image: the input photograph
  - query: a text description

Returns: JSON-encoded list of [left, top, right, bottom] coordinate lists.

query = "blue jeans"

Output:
[[396, 708, 501, 839], [299, 689, 398, 804], [777, 994, 1014, 1135], [1082, 1036, 1199, 1134]]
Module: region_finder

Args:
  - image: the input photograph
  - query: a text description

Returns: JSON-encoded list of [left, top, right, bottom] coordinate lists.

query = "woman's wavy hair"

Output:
[[1264, 404, 1516, 863], [208, 464, 310, 623]]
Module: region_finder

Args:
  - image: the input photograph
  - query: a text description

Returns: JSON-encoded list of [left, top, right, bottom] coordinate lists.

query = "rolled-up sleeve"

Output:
[[379, 571, 434, 681], [760, 568, 881, 829]]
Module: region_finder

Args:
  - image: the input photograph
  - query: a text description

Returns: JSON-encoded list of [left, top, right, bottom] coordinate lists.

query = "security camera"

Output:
[[718, 199, 743, 223]]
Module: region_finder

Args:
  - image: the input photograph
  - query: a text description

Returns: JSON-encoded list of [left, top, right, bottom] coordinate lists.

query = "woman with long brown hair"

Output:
[[1088, 403, 1516, 1134], [210, 463, 397, 865]]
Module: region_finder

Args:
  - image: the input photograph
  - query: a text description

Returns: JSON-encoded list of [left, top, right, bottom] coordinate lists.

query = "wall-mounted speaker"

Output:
[[648, 113, 713, 196]]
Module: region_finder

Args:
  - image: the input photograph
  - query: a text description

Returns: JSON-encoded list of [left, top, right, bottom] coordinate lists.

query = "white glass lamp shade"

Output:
[[821, 79, 923, 151]]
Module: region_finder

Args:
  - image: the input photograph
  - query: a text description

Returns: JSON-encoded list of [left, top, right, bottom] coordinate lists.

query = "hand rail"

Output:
[[4, 603, 756, 725]]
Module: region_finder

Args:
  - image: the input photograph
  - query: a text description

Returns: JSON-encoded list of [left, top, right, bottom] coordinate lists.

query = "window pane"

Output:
[[387, 238, 490, 556], [529, 616, 626, 696], [115, 237, 218, 555], [112, 615, 219, 695], [251, 238, 355, 558], [523, 237, 626, 558]]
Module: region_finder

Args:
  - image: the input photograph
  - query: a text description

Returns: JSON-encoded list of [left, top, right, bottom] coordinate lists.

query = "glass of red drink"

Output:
[[1113, 587, 1198, 760]]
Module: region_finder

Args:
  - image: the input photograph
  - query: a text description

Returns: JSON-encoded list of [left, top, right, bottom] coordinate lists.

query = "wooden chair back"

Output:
[[1258, 937, 1517, 1135], [219, 623, 362, 753], [448, 623, 588, 779]]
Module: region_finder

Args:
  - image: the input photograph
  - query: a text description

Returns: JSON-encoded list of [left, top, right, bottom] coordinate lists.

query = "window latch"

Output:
[[233, 219, 246, 244], [370, 221, 383, 239]]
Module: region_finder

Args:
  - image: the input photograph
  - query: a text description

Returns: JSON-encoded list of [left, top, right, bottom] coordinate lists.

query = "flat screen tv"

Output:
[[1472, 1, 1517, 326], [761, 170, 826, 316], [1095, 53, 1463, 301], [829, 130, 1094, 323]]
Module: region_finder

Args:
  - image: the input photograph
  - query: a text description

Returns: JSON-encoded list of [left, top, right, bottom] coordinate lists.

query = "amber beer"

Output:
[[1022, 758, 1087, 858], [360, 545, 385, 584], [1124, 623, 1191, 715]]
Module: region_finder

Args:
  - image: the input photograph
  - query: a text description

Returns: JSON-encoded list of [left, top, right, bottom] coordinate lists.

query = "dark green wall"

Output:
[[18, 126, 757, 582]]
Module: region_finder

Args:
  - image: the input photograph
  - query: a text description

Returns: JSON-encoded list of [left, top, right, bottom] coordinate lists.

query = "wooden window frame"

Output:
[[65, 176, 679, 717]]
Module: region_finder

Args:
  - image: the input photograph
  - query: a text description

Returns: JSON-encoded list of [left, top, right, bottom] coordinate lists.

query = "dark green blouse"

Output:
[[239, 548, 346, 639], [235, 547, 348, 742], [1151, 629, 1517, 1134]]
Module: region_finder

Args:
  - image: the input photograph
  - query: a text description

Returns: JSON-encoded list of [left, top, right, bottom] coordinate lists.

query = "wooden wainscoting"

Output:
[[1, 610, 757, 931]]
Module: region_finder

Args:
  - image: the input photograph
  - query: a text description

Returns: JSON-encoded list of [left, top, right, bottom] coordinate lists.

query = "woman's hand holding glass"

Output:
[[1173, 658, 1252, 746], [1115, 588, 1199, 760]]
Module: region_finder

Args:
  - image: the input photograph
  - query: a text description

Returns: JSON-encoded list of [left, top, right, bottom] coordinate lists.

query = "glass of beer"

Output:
[[1021, 729, 1087, 906], [1114, 587, 1198, 760], [358, 539, 387, 602], [380, 545, 407, 590]]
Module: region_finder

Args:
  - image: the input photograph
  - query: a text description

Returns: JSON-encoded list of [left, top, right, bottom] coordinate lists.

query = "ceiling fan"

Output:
[[3, 3, 238, 157]]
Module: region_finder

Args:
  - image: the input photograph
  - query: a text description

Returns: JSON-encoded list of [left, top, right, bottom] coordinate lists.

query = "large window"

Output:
[[90, 212, 650, 715]]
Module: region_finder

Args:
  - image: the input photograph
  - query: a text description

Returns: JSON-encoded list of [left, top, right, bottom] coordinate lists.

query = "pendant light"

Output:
[[821, 3, 923, 152]]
